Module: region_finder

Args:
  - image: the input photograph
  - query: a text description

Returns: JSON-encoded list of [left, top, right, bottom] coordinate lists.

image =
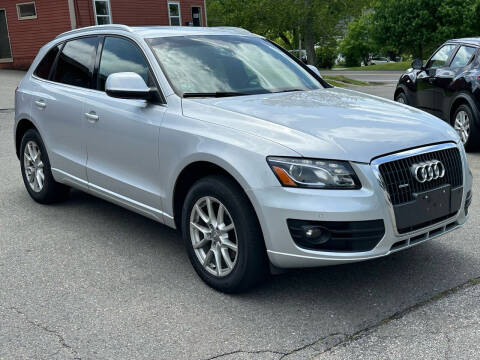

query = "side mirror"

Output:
[[412, 59, 423, 70], [307, 64, 322, 77], [105, 72, 154, 100]]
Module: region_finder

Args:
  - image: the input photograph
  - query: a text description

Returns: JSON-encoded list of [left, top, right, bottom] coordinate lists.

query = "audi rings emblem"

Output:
[[411, 160, 445, 183]]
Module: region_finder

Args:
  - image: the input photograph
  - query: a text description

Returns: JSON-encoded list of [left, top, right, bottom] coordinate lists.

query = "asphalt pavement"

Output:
[[320, 70, 403, 84], [1, 70, 479, 359]]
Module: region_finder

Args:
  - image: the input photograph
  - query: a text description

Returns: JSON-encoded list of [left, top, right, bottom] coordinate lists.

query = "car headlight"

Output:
[[267, 157, 361, 189]]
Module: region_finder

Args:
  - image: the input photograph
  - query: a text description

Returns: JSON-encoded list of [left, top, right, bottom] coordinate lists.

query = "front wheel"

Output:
[[181, 175, 267, 293], [452, 104, 479, 152]]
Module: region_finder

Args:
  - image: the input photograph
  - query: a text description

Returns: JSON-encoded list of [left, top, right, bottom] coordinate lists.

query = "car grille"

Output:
[[378, 147, 463, 206]]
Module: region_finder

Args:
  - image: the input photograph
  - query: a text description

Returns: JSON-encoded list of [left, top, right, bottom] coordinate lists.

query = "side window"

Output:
[[98, 37, 153, 91], [53, 37, 99, 88], [450, 46, 476, 68], [34, 44, 61, 80], [426, 45, 456, 69]]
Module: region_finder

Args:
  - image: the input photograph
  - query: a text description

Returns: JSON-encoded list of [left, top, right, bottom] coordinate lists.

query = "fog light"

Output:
[[302, 225, 331, 245]]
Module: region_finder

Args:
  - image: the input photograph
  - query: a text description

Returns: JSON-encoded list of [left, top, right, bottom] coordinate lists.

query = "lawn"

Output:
[[333, 61, 411, 71], [322, 75, 372, 87]]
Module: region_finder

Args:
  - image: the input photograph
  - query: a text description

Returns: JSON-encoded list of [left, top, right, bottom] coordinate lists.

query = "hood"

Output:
[[181, 87, 459, 163]]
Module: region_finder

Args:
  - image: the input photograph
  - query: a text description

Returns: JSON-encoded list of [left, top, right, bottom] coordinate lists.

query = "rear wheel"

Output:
[[452, 104, 479, 152], [181, 175, 267, 293], [20, 129, 70, 204], [395, 91, 408, 105]]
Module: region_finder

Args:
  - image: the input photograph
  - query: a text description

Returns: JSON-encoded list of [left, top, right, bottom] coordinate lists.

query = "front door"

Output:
[[0, 9, 12, 62], [192, 7, 202, 26], [416, 44, 457, 113], [83, 36, 166, 215]]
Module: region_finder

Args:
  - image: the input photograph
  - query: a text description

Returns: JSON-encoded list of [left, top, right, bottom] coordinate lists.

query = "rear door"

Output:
[[416, 44, 457, 113], [83, 36, 167, 214], [30, 36, 100, 183]]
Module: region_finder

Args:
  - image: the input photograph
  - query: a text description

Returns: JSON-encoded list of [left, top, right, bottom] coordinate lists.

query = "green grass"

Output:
[[323, 75, 373, 87], [340, 61, 411, 71]]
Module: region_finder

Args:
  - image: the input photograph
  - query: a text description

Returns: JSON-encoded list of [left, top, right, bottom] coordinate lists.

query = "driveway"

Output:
[[1, 70, 479, 359]]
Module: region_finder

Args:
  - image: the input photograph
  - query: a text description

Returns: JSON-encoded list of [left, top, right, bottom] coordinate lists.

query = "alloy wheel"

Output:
[[396, 96, 405, 104], [190, 196, 238, 277], [23, 140, 45, 193], [454, 110, 470, 144]]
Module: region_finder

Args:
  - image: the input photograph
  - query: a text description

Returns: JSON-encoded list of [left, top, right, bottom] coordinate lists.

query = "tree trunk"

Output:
[[303, 0, 316, 65]]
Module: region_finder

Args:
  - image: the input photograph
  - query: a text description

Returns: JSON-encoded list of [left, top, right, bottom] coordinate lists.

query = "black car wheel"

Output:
[[181, 175, 268, 293], [395, 92, 408, 105], [452, 104, 479, 152]]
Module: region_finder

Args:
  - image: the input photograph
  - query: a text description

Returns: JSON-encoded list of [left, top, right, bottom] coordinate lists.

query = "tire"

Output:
[[181, 175, 268, 293], [452, 104, 479, 152], [20, 129, 70, 204], [395, 91, 408, 105]]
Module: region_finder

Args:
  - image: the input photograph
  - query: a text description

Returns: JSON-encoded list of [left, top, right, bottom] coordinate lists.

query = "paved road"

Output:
[[316, 280, 480, 360], [1, 70, 479, 359], [320, 70, 403, 84]]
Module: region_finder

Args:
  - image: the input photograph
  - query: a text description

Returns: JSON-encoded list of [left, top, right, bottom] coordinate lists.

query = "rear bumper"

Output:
[[249, 145, 472, 269]]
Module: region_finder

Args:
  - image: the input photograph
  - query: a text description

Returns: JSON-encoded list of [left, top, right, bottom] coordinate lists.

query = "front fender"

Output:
[[158, 111, 299, 227]]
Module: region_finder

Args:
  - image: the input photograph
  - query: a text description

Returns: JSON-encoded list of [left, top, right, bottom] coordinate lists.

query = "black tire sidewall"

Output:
[[181, 176, 266, 293]]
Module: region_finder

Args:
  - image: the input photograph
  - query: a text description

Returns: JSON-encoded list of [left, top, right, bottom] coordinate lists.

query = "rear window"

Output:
[[53, 37, 99, 88], [34, 44, 61, 80]]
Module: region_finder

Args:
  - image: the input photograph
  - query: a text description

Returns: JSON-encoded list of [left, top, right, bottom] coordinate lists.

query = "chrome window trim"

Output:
[[370, 142, 462, 237]]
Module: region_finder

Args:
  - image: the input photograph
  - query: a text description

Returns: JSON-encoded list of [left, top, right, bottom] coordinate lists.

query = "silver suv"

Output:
[[14, 25, 472, 292]]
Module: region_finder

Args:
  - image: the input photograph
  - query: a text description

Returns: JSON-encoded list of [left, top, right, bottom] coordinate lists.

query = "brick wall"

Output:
[[0, 0, 71, 69], [0, 0, 207, 70]]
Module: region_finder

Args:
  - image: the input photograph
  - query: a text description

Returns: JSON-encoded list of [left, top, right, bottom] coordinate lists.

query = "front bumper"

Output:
[[249, 144, 472, 269]]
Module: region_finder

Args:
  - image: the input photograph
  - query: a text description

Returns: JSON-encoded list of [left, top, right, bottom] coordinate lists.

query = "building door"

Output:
[[0, 9, 12, 61], [192, 6, 201, 26]]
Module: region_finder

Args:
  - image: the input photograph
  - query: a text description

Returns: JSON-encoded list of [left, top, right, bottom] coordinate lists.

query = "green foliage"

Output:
[[372, 0, 478, 59], [207, 0, 372, 64], [315, 40, 338, 69], [340, 13, 375, 67]]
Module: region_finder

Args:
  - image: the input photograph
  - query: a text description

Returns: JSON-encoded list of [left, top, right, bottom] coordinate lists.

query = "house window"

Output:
[[16, 2, 37, 20], [93, 0, 112, 25], [168, 2, 181, 26]]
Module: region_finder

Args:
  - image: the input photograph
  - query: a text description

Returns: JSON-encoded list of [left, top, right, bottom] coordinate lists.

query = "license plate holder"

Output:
[[393, 184, 451, 231]]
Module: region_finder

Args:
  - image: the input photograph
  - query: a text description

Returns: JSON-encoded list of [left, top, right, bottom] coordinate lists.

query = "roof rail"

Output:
[[213, 26, 252, 35], [55, 24, 133, 39]]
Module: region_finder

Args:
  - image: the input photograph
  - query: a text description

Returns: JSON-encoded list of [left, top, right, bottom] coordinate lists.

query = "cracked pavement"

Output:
[[1, 70, 479, 359]]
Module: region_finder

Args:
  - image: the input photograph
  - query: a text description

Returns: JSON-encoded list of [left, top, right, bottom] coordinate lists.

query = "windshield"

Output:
[[147, 35, 322, 96]]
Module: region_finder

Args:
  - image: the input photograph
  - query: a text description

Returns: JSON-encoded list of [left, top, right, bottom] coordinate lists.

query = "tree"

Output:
[[340, 13, 375, 67], [207, 0, 372, 65], [372, 0, 477, 59]]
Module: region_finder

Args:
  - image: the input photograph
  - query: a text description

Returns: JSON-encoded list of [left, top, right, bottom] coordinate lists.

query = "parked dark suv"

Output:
[[395, 38, 480, 151]]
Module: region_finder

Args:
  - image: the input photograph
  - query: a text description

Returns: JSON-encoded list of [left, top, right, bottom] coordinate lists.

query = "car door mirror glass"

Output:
[[412, 59, 423, 70], [105, 72, 153, 100]]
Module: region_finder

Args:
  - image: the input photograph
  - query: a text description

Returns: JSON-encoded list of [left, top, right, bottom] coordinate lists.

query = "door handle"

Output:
[[35, 100, 46, 109], [85, 112, 99, 123]]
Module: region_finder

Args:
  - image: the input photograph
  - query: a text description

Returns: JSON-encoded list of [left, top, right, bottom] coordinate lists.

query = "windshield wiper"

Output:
[[183, 92, 250, 98], [270, 88, 305, 94]]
